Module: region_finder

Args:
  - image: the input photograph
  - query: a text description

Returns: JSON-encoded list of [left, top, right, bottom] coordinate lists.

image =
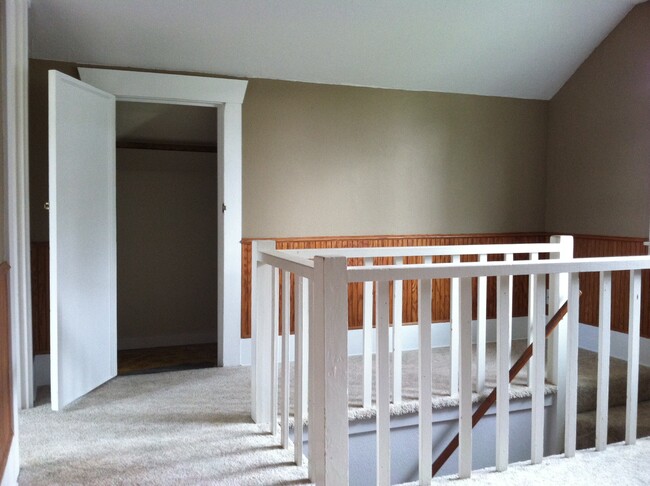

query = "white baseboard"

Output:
[[579, 323, 650, 366], [240, 316, 531, 366], [117, 331, 217, 351], [33, 329, 220, 388], [1, 435, 19, 486]]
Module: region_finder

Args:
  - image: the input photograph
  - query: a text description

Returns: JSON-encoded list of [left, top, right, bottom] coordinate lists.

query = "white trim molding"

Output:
[[6, 0, 33, 410], [2, 0, 29, 483], [78, 68, 247, 366]]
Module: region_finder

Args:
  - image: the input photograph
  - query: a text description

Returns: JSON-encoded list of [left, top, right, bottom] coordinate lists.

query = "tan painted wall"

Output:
[[546, 2, 650, 238], [29, 59, 548, 242], [243, 80, 548, 237], [116, 148, 219, 349]]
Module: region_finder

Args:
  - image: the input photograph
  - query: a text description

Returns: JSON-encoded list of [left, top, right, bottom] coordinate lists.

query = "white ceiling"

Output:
[[29, 0, 645, 100]]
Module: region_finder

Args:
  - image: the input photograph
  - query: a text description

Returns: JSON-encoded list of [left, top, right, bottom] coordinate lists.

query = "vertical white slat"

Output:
[[281, 271, 291, 449], [418, 278, 433, 486], [294, 276, 305, 465], [302, 279, 313, 436], [309, 256, 349, 485], [476, 255, 487, 393], [547, 235, 573, 455], [531, 273, 547, 464], [565, 272, 580, 457], [363, 257, 373, 409], [505, 253, 514, 349], [251, 240, 275, 426], [271, 268, 279, 436], [393, 256, 404, 404], [596, 271, 612, 451], [495, 274, 511, 471], [526, 253, 539, 387], [626, 270, 642, 445], [377, 280, 391, 486], [450, 255, 460, 398], [458, 277, 473, 480]]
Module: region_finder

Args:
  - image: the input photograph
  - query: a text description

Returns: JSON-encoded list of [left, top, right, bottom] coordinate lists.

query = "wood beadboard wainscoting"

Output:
[[241, 233, 650, 340], [1, 262, 13, 475], [31, 242, 49, 355], [29, 234, 650, 354], [241, 233, 549, 339], [573, 235, 650, 336]]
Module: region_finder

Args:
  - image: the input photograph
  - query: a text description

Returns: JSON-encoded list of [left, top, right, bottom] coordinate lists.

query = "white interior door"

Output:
[[48, 71, 117, 411]]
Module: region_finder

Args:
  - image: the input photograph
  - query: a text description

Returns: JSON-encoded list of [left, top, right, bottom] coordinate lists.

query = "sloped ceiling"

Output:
[[28, 0, 645, 100]]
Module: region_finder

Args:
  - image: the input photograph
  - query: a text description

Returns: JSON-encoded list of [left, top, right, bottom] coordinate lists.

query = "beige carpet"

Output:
[[341, 340, 553, 422], [19, 367, 310, 485], [422, 438, 650, 485], [19, 341, 650, 484]]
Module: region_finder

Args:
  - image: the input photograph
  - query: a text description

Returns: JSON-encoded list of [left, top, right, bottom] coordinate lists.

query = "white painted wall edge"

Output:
[[0, 436, 19, 486], [34, 320, 650, 386], [240, 316, 532, 366], [240, 319, 650, 366], [579, 322, 650, 366]]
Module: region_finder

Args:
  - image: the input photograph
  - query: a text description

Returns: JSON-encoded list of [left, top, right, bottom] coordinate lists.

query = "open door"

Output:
[[49, 71, 117, 411]]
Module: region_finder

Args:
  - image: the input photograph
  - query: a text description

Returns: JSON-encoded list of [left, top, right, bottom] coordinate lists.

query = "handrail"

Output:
[[431, 297, 573, 476], [347, 255, 650, 282], [258, 249, 315, 279], [280, 242, 561, 259]]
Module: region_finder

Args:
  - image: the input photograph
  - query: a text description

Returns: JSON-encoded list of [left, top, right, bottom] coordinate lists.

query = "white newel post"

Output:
[[251, 240, 276, 425], [547, 235, 573, 454], [309, 256, 349, 485], [458, 277, 473, 479]]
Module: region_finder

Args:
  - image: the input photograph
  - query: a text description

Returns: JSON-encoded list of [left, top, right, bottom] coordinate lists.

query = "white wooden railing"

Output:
[[250, 236, 650, 485]]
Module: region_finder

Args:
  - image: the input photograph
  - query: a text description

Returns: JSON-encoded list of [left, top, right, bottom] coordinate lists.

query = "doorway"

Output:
[[115, 101, 219, 374], [29, 68, 246, 410]]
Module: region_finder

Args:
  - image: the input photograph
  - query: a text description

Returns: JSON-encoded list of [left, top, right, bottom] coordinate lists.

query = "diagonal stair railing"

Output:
[[431, 296, 576, 476]]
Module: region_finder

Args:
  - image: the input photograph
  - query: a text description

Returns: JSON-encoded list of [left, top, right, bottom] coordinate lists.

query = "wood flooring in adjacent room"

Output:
[[117, 343, 218, 375]]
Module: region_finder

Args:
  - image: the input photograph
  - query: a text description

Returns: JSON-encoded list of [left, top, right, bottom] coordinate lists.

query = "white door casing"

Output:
[[49, 71, 117, 410], [78, 68, 247, 366]]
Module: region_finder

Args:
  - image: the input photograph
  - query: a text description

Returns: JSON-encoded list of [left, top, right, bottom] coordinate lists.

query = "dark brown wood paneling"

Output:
[[0, 262, 13, 475], [241, 233, 548, 338], [31, 242, 50, 355], [572, 235, 650, 336]]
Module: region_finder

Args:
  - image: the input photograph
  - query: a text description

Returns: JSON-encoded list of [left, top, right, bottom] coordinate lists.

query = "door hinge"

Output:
[[222, 203, 227, 213]]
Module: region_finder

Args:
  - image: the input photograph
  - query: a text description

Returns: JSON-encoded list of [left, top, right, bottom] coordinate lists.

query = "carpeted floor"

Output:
[[424, 438, 650, 485], [19, 340, 650, 485], [19, 367, 310, 485], [341, 340, 552, 422]]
